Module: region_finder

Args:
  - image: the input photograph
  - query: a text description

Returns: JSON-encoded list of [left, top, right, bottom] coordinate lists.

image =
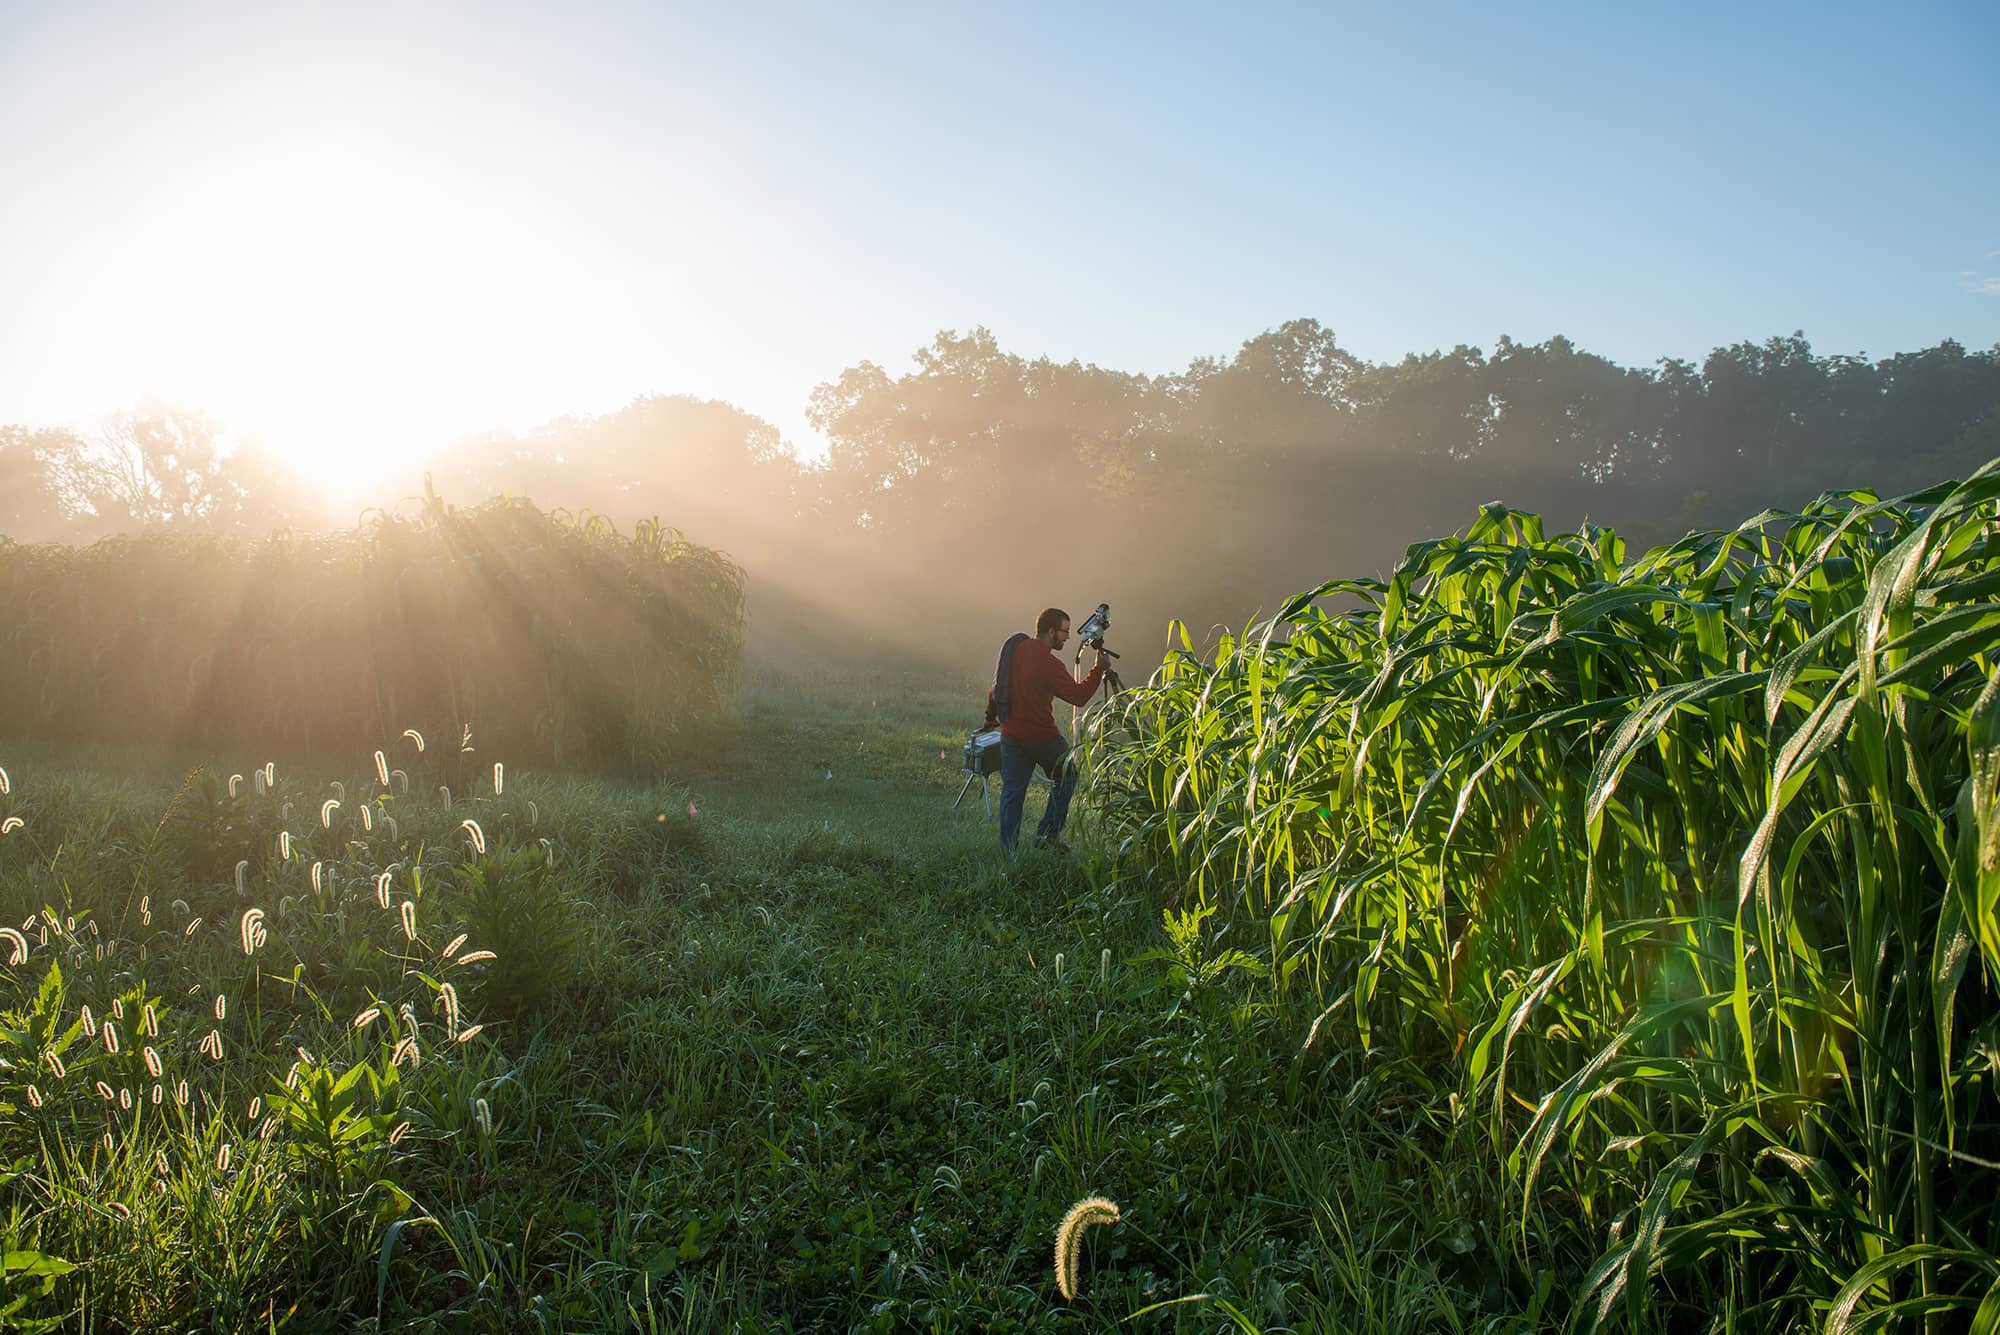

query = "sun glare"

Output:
[[82, 136, 614, 496]]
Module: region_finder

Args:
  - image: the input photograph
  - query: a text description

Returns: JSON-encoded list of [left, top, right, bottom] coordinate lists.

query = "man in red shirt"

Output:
[[987, 607, 1106, 851]]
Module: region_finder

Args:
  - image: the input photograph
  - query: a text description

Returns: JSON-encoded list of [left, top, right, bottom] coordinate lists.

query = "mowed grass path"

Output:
[[2, 679, 1518, 1332]]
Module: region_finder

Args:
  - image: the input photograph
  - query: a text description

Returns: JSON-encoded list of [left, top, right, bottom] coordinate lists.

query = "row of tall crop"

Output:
[[0, 488, 744, 770], [1084, 466, 2000, 1329]]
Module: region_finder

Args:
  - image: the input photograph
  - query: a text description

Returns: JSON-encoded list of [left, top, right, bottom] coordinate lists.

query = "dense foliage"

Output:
[[7, 327, 1998, 677], [1086, 465, 2000, 1328], [0, 488, 743, 770]]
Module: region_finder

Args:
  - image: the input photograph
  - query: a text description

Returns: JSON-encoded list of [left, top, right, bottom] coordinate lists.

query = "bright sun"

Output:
[[83, 136, 609, 496]]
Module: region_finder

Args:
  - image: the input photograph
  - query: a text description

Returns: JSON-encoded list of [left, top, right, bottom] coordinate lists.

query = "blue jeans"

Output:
[[999, 735, 1078, 850]]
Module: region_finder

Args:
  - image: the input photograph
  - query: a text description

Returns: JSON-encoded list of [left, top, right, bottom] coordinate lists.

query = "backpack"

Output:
[[984, 633, 1031, 730]]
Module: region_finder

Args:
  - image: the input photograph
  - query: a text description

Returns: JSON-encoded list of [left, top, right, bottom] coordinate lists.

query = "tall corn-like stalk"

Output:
[[1085, 467, 2000, 1329]]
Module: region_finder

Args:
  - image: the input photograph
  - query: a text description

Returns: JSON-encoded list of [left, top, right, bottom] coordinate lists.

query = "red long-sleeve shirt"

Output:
[[994, 639, 1104, 743]]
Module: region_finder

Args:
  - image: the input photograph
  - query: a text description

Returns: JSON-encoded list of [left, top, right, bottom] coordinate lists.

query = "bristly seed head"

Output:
[[1053, 1195, 1122, 1301], [376, 870, 394, 908], [460, 819, 485, 856], [144, 1046, 162, 1078], [399, 900, 417, 940], [240, 908, 266, 957], [0, 927, 27, 966], [0, 817, 21, 835], [442, 933, 467, 959], [354, 1006, 382, 1029], [493, 761, 504, 796], [375, 750, 390, 786], [320, 799, 340, 829], [455, 950, 497, 965], [228, 773, 243, 798], [403, 729, 425, 753]]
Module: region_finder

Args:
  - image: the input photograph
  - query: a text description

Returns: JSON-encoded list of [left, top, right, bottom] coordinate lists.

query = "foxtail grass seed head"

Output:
[[456, 1025, 483, 1043], [228, 773, 243, 798], [176, 1079, 188, 1105], [183, 916, 202, 937], [404, 728, 425, 753], [279, 831, 292, 860], [527, 800, 537, 827], [375, 750, 390, 786], [0, 765, 8, 794], [389, 1120, 411, 1144], [310, 861, 323, 896], [240, 908, 266, 956], [474, 1097, 493, 1136], [1101, 948, 1111, 985], [456, 950, 496, 965], [385, 813, 400, 840], [439, 982, 460, 1031], [460, 818, 486, 856], [281, 802, 291, 822], [1053, 1196, 1122, 1301], [0, 926, 26, 966], [320, 799, 339, 829], [247, 1095, 261, 1121], [214, 994, 227, 1022], [253, 769, 267, 796], [45, 1051, 66, 1078], [101, 1131, 113, 1154], [493, 761, 504, 796], [142, 1004, 157, 1037], [354, 1006, 381, 1029], [215, 1143, 231, 1173], [442, 933, 467, 959], [400, 900, 417, 940], [1, 817, 23, 835], [260, 1116, 277, 1140], [26, 1083, 41, 1108], [102, 1021, 120, 1055], [1054, 953, 1064, 983], [264, 762, 275, 787], [96, 1080, 115, 1101], [150, 1083, 161, 1105], [139, 895, 151, 926], [392, 1035, 417, 1068], [201, 1029, 223, 1061], [144, 1046, 162, 1078], [360, 804, 373, 832], [439, 785, 451, 810], [375, 871, 393, 908], [329, 780, 345, 802], [119, 1086, 132, 1110], [80, 1004, 96, 1036]]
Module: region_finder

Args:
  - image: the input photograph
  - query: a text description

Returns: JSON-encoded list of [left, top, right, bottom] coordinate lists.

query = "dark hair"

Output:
[[1036, 607, 1069, 636]]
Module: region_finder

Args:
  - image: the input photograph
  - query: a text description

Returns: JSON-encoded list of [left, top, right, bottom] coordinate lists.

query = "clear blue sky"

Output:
[[1, 1, 1995, 483]]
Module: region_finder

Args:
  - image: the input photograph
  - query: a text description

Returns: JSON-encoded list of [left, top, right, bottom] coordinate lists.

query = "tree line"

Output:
[[6, 322, 1999, 678]]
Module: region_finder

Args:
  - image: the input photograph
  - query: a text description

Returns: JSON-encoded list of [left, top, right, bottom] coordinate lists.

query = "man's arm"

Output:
[[1041, 652, 1105, 707]]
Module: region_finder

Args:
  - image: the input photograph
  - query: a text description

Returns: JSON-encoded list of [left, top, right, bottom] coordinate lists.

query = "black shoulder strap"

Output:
[[992, 633, 1031, 723]]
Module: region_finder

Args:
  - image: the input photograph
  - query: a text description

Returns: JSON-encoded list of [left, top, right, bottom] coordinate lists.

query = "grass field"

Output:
[[0, 671, 1517, 1333]]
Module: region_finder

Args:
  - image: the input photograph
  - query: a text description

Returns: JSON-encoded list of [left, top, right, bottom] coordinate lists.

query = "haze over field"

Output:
[[3, 1, 1999, 671]]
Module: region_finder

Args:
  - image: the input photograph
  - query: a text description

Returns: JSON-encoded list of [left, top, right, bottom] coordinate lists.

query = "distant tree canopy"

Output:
[[8, 325, 2000, 675]]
